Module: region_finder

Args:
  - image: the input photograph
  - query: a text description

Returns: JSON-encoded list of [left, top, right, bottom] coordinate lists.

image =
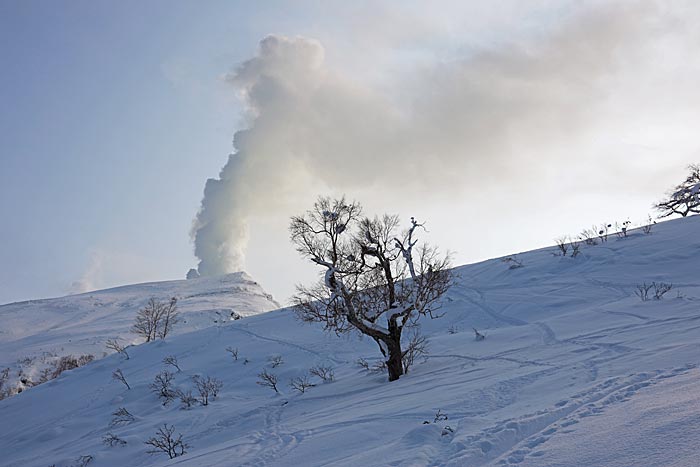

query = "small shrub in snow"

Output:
[[112, 369, 131, 390], [102, 433, 127, 447], [145, 424, 188, 459], [441, 426, 454, 436], [191, 375, 223, 406], [176, 389, 198, 409], [110, 407, 135, 426], [554, 237, 569, 256], [106, 338, 129, 360], [162, 355, 181, 372], [473, 328, 486, 341], [615, 220, 632, 238], [635, 283, 653, 301], [501, 255, 523, 269], [356, 358, 370, 370], [598, 223, 611, 243], [268, 355, 284, 368], [642, 215, 654, 234], [309, 365, 335, 383], [51, 354, 94, 379], [579, 229, 598, 246], [151, 371, 176, 404], [289, 374, 315, 393], [653, 282, 673, 300], [225, 346, 239, 361], [74, 455, 94, 467], [569, 239, 581, 258], [402, 330, 428, 373], [447, 325, 459, 334], [256, 369, 279, 393], [434, 409, 448, 423]]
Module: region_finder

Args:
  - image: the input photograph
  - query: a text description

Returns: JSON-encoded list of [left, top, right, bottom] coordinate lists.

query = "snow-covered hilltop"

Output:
[[1, 217, 699, 467], [0, 272, 279, 395]]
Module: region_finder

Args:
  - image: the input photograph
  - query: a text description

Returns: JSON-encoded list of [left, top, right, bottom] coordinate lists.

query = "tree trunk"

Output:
[[386, 319, 404, 382], [386, 345, 404, 382]]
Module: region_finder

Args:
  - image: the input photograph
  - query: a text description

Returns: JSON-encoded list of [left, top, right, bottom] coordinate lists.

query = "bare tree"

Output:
[[225, 346, 239, 361], [268, 355, 284, 368], [176, 389, 198, 409], [162, 355, 181, 372], [256, 369, 279, 393], [655, 164, 700, 217], [132, 297, 179, 342], [102, 433, 127, 447], [635, 283, 653, 301], [112, 369, 131, 390], [106, 338, 129, 360], [309, 365, 335, 383], [289, 374, 315, 393], [653, 282, 673, 299], [191, 375, 223, 406], [150, 371, 176, 404], [157, 297, 179, 340], [290, 197, 452, 382], [110, 407, 135, 426], [145, 424, 188, 459]]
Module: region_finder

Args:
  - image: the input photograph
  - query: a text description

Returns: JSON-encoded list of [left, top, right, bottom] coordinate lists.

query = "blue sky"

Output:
[[2, 1, 699, 304]]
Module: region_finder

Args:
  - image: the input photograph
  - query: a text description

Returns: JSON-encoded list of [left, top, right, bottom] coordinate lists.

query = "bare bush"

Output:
[[51, 354, 94, 379], [402, 330, 428, 373], [289, 374, 315, 393], [132, 297, 179, 342], [162, 355, 181, 372], [579, 229, 598, 246], [473, 328, 486, 341], [256, 369, 279, 393], [110, 407, 135, 426], [151, 371, 176, 404], [554, 237, 569, 256], [192, 375, 223, 406], [501, 255, 523, 269], [309, 365, 335, 383], [145, 424, 188, 459], [176, 389, 198, 409], [112, 369, 131, 390], [106, 339, 129, 360], [74, 455, 93, 467], [225, 346, 239, 361], [434, 409, 448, 423], [356, 358, 370, 370], [642, 215, 654, 234], [102, 433, 127, 447], [653, 282, 673, 300], [598, 223, 611, 243], [569, 239, 581, 258], [268, 355, 284, 368], [635, 283, 653, 301]]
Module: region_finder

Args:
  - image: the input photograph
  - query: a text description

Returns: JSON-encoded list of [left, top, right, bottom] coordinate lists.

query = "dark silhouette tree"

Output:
[[290, 197, 452, 382], [655, 164, 700, 217]]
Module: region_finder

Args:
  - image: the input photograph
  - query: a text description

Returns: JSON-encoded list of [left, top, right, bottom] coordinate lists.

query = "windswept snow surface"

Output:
[[1, 217, 699, 467], [0, 272, 279, 393]]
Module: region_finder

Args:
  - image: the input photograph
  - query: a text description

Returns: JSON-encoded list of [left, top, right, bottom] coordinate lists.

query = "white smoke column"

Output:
[[192, 4, 695, 276]]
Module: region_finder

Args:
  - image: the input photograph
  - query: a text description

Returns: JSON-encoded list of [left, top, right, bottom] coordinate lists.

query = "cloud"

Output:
[[191, 2, 700, 276]]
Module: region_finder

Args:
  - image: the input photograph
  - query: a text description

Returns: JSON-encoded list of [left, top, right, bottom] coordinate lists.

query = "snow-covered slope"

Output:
[[0, 272, 279, 394], [1, 217, 699, 467]]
